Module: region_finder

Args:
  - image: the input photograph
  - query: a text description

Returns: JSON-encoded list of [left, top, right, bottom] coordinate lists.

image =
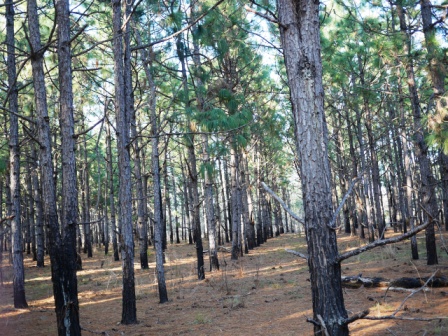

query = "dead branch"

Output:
[[336, 220, 430, 263], [341, 273, 448, 289], [344, 309, 370, 325], [285, 248, 308, 261], [244, 5, 286, 28], [363, 316, 446, 322], [73, 117, 104, 139], [328, 177, 361, 229], [358, 271, 448, 323], [391, 271, 437, 317], [261, 182, 305, 224], [316, 314, 330, 336]]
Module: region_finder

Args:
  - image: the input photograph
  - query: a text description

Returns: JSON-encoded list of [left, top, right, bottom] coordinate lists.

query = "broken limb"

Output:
[[336, 220, 430, 263], [285, 249, 308, 261], [261, 182, 304, 224], [328, 177, 361, 229]]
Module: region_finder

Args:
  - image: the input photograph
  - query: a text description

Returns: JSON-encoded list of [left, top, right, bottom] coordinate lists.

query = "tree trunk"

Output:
[[172, 173, 181, 244], [134, 23, 169, 303], [106, 120, 119, 261], [278, 0, 349, 333], [56, 0, 82, 328], [82, 131, 92, 258], [130, 88, 149, 269], [230, 144, 240, 260], [6, 0, 27, 308], [113, 0, 137, 323], [176, 32, 205, 279], [31, 146, 45, 267], [399, 0, 438, 264]]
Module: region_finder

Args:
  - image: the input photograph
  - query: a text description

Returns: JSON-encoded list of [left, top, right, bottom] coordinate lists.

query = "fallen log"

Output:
[[341, 274, 448, 289]]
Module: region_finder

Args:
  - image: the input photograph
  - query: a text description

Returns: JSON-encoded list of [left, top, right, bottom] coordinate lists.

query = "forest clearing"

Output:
[[1, 233, 448, 336]]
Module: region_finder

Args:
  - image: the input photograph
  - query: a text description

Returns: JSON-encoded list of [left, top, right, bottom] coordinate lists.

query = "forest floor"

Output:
[[1, 231, 448, 336]]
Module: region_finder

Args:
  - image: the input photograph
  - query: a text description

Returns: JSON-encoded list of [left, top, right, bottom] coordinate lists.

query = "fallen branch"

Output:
[[363, 315, 447, 322], [341, 274, 448, 289], [285, 249, 308, 261], [391, 271, 437, 317], [344, 309, 370, 325], [261, 182, 304, 224], [336, 221, 430, 263]]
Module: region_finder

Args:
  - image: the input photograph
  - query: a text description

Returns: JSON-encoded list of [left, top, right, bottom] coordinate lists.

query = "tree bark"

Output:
[[6, 0, 27, 309], [113, 0, 137, 323], [31, 146, 45, 267], [399, 0, 438, 264], [134, 24, 169, 303], [106, 120, 119, 261], [278, 0, 349, 334], [230, 144, 240, 260]]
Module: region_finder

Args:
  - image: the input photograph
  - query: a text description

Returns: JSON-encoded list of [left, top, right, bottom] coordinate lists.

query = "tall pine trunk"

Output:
[[112, 0, 137, 323], [6, 0, 28, 309], [278, 0, 349, 334]]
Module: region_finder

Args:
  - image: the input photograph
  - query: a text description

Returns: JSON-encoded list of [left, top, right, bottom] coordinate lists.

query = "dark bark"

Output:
[[397, 0, 438, 265], [106, 120, 119, 261], [6, 0, 28, 309], [31, 146, 45, 267], [230, 145, 240, 260], [82, 131, 92, 258], [113, 0, 137, 323], [278, 0, 349, 334], [56, 0, 82, 330]]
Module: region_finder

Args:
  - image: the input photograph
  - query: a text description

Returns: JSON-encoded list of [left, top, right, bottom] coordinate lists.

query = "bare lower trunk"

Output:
[[230, 145, 240, 260], [113, 0, 137, 323], [278, 0, 349, 333], [31, 146, 45, 267], [134, 24, 168, 302], [399, 1, 438, 264], [6, 0, 27, 308], [106, 120, 119, 261]]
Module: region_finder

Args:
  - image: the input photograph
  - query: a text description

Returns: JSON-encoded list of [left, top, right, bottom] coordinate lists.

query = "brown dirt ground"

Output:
[[1, 232, 448, 336]]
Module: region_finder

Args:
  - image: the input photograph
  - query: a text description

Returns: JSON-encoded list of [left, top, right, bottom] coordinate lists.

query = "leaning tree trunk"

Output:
[[278, 0, 349, 334], [6, 0, 28, 309]]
